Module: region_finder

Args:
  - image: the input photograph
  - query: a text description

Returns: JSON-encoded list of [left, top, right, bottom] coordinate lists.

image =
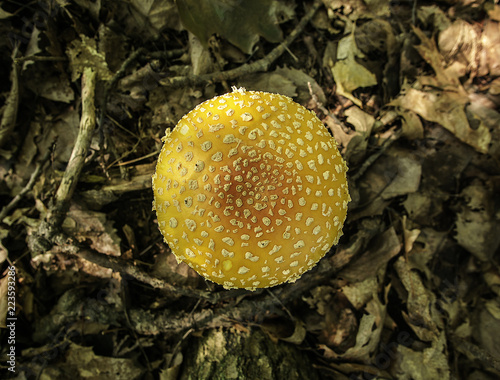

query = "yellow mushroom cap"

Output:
[[152, 88, 350, 290]]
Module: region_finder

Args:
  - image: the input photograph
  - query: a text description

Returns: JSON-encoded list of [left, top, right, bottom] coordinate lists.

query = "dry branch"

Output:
[[127, 227, 377, 335], [159, 1, 322, 89], [29, 67, 97, 254], [51, 234, 227, 303], [0, 46, 19, 148], [49, 67, 97, 226]]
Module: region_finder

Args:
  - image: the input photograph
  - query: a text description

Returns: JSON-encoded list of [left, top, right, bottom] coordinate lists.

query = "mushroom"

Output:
[[152, 87, 350, 290]]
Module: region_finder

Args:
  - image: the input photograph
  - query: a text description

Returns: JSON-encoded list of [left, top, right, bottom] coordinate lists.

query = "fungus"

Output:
[[152, 87, 350, 290]]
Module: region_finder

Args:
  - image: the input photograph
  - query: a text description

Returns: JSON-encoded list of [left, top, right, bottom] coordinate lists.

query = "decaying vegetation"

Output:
[[0, 0, 499, 379]]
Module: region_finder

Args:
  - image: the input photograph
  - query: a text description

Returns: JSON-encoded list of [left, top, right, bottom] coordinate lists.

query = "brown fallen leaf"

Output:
[[330, 29, 378, 106], [394, 256, 442, 342], [43, 342, 145, 379], [391, 27, 492, 153], [455, 180, 500, 261], [62, 203, 121, 257], [344, 106, 374, 163], [340, 227, 402, 283], [392, 85, 491, 154], [393, 331, 450, 380]]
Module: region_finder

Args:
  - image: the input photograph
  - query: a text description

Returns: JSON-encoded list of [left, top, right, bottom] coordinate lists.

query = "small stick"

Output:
[[47, 67, 97, 228], [350, 129, 402, 182], [160, 1, 322, 89], [0, 45, 19, 148], [98, 47, 146, 179], [52, 232, 243, 303]]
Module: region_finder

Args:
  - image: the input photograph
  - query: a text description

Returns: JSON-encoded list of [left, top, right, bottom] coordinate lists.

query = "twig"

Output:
[[128, 227, 376, 335], [148, 48, 186, 60], [47, 224, 376, 339], [160, 0, 322, 88], [54, 222, 371, 314], [166, 328, 193, 369], [0, 45, 19, 148], [129, 262, 341, 335], [115, 150, 159, 167], [48, 67, 97, 228], [51, 232, 241, 303], [107, 47, 146, 94], [121, 281, 153, 373], [98, 47, 146, 179], [14, 55, 67, 63], [73, 247, 214, 300], [307, 81, 344, 126], [0, 142, 54, 221], [412, 0, 418, 25], [30, 67, 97, 254], [349, 129, 402, 182], [450, 334, 500, 373]]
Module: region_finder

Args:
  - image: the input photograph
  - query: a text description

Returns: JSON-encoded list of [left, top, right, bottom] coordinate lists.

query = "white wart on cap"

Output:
[[152, 88, 350, 290]]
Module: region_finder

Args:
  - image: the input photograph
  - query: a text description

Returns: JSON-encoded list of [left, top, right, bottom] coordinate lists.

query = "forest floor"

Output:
[[1, 0, 500, 379]]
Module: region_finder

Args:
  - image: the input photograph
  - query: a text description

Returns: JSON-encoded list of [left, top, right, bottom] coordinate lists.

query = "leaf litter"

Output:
[[0, 0, 500, 379]]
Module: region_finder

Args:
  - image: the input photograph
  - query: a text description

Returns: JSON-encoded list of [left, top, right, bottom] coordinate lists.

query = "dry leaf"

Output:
[[160, 352, 183, 380], [340, 227, 401, 283], [342, 277, 378, 309], [393, 331, 450, 380], [324, 115, 356, 154], [331, 31, 377, 106], [176, 0, 283, 54], [237, 71, 297, 98], [49, 342, 145, 379], [438, 19, 480, 74], [127, 0, 181, 38], [344, 106, 374, 163], [62, 204, 121, 257], [353, 150, 422, 220], [381, 155, 421, 199], [66, 34, 112, 81], [455, 181, 500, 261], [261, 319, 307, 345], [393, 85, 491, 153], [399, 109, 424, 140], [394, 256, 442, 342], [324, 0, 390, 19], [0, 228, 8, 264], [480, 19, 500, 76], [391, 27, 492, 153], [339, 298, 386, 361]]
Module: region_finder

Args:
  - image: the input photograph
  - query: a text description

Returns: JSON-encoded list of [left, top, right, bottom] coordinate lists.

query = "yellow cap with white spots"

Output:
[[152, 87, 350, 290]]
